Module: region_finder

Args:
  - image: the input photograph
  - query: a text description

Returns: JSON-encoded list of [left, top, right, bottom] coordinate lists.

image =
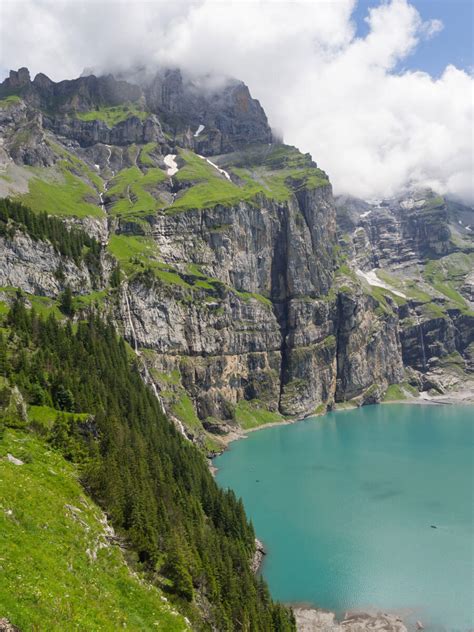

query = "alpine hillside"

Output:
[[0, 64, 473, 631]]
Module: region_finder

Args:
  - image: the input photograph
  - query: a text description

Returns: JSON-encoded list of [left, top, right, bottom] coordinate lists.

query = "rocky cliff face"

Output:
[[1, 67, 472, 447], [336, 191, 474, 395], [0, 67, 272, 155], [0, 232, 99, 296]]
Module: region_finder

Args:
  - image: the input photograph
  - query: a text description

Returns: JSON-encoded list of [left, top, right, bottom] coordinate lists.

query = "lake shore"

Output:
[[213, 385, 474, 455], [383, 386, 474, 407], [292, 606, 409, 632]]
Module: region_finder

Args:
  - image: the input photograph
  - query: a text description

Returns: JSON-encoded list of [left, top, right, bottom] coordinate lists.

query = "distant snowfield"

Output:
[[356, 268, 406, 298], [164, 154, 178, 176], [194, 124, 205, 137], [198, 155, 231, 181]]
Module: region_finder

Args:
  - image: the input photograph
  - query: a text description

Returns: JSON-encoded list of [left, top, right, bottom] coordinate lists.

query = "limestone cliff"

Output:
[[0, 68, 472, 447]]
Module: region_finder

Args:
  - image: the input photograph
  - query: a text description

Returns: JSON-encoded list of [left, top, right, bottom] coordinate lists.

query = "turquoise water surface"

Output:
[[214, 404, 474, 631]]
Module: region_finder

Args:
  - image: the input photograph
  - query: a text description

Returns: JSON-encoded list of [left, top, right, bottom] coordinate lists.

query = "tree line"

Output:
[[1, 298, 295, 631], [0, 198, 101, 271]]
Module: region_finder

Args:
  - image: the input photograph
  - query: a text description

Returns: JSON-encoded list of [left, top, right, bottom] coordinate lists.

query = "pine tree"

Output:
[[0, 333, 9, 377], [164, 540, 194, 602], [59, 286, 74, 316]]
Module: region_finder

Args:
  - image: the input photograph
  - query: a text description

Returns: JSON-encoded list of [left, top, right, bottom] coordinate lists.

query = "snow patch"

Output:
[[198, 155, 231, 181], [360, 210, 371, 219], [356, 268, 406, 298], [164, 154, 178, 177], [194, 124, 205, 137]]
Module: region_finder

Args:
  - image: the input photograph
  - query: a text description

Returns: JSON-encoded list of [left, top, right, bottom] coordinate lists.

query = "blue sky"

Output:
[[353, 0, 474, 76]]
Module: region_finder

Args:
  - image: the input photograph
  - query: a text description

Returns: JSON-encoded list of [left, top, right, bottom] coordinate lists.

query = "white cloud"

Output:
[[421, 18, 444, 40], [0, 0, 472, 203]]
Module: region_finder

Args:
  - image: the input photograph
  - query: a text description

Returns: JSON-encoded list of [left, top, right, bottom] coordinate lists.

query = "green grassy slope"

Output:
[[19, 146, 104, 219], [169, 145, 329, 213], [0, 429, 189, 631]]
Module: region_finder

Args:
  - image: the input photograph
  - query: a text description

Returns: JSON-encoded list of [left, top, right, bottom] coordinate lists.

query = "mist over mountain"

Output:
[[1, 0, 472, 204]]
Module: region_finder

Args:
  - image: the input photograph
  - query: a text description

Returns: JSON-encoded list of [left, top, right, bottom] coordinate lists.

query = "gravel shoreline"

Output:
[[293, 606, 409, 632]]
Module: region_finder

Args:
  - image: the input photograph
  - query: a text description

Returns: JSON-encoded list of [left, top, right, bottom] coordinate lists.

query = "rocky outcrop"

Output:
[[251, 538, 266, 573], [0, 101, 56, 167], [400, 307, 473, 372], [1, 67, 272, 154], [336, 192, 458, 270], [0, 232, 104, 297], [45, 113, 165, 148], [0, 618, 21, 632], [145, 68, 273, 154], [335, 289, 404, 402], [0, 68, 141, 113]]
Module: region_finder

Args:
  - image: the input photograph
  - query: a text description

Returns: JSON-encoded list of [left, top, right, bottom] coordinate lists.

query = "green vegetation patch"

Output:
[[169, 147, 329, 213], [139, 142, 160, 167], [235, 289, 273, 308], [26, 294, 64, 320], [28, 404, 89, 432], [0, 287, 63, 321], [436, 351, 467, 376], [173, 151, 247, 211], [423, 195, 445, 211], [51, 142, 104, 191], [235, 399, 283, 430], [75, 104, 149, 127], [107, 234, 191, 288], [423, 256, 471, 308], [0, 429, 189, 631], [0, 95, 22, 107], [383, 384, 408, 401], [21, 163, 103, 219], [171, 393, 202, 431], [108, 165, 167, 217], [73, 289, 109, 311], [108, 234, 156, 268], [313, 403, 327, 416]]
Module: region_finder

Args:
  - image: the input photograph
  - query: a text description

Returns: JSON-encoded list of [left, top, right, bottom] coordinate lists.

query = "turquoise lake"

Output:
[[214, 404, 474, 631]]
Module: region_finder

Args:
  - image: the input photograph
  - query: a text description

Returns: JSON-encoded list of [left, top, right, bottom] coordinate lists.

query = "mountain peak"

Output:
[[0, 67, 272, 154], [5, 67, 31, 88]]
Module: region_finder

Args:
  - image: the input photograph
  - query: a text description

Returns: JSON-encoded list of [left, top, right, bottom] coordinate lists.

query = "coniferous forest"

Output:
[[0, 298, 295, 630]]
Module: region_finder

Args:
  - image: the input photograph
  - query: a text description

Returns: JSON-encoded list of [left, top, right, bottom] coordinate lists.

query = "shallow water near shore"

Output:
[[214, 404, 474, 631]]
